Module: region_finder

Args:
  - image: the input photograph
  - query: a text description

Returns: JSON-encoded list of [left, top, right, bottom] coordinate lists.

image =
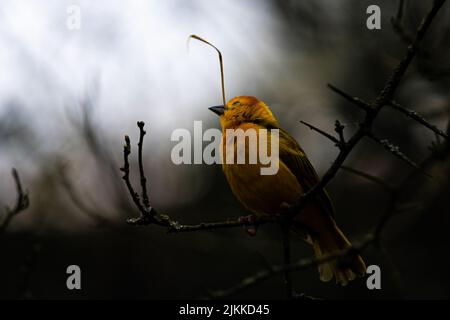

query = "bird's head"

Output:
[[209, 96, 278, 129]]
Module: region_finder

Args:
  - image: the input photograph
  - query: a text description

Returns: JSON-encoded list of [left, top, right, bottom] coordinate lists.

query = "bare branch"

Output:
[[137, 121, 151, 210], [327, 84, 373, 113], [59, 167, 111, 226], [0, 168, 29, 233], [299, 120, 340, 146], [209, 234, 374, 298], [129, 214, 277, 233], [123, 122, 279, 231], [391, 0, 414, 44], [335, 120, 346, 144], [375, 0, 447, 108], [396, 0, 406, 21], [120, 135, 149, 216], [366, 132, 422, 170], [341, 166, 395, 193], [283, 129, 364, 216], [388, 100, 449, 140]]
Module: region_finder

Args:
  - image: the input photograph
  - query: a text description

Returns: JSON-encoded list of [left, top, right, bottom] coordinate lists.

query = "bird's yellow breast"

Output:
[[221, 123, 303, 215]]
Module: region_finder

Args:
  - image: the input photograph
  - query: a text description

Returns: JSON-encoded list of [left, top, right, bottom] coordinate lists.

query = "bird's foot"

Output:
[[238, 215, 258, 236]]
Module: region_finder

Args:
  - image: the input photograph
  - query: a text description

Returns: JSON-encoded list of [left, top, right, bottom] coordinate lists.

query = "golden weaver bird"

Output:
[[189, 35, 366, 286], [209, 96, 366, 286]]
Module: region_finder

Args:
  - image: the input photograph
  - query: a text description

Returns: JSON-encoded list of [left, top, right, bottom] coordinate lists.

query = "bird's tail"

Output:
[[311, 223, 366, 286]]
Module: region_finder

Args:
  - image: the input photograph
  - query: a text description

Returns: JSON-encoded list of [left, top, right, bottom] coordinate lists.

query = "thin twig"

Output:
[[365, 132, 422, 170], [335, 120, 346, 144], [120, 135, 148, 216], [209, 234, 375, 298], [341, 166, 395, 193], [326, 84, 373, 113], [396, 0, 405, 21], [164, 215, 277, 233], [391, 0, 414, 44], [137, 121, 151, 210], [0, 168, 29, 233], [59, 167, 111, 226], [388, 100, 449, 140], [299, 120, 341, 147], [376, 0, 446, 108]]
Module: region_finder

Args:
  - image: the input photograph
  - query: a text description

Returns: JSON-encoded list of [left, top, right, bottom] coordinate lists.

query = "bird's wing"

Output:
[[277, 127, 335, 218], [250, 119, 335, 217]]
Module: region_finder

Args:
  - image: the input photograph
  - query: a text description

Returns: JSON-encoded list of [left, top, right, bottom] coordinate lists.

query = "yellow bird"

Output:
[[209, 96, 366, 286]]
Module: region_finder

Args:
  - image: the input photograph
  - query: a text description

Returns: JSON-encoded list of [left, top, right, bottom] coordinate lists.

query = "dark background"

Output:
[[1, 0, 449, 299]]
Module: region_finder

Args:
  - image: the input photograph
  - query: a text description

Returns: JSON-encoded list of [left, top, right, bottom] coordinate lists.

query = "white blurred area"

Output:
[[0, 0, 287, 133], [0, 0, 347, 230]]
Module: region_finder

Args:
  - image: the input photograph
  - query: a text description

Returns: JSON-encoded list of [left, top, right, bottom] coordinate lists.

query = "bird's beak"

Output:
[[208, 105, 225, 116]]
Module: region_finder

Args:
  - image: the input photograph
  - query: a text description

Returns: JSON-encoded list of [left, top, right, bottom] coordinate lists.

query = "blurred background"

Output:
[[0, 0, 449, 299]]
